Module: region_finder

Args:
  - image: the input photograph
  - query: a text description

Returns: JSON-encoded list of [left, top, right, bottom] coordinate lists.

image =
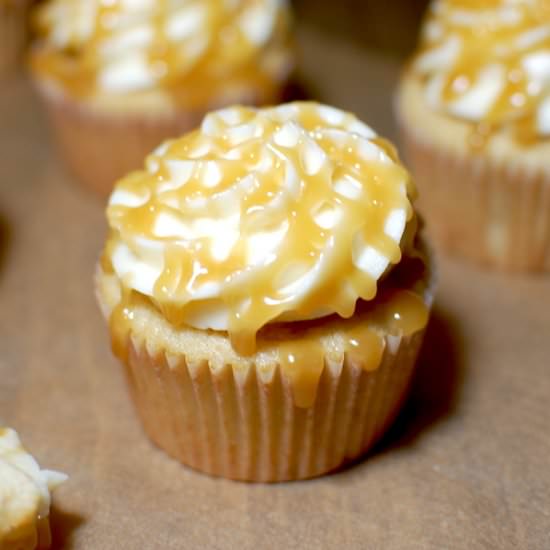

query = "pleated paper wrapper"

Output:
[[400, 124, 550, 272], [34, 83, 206, 198]]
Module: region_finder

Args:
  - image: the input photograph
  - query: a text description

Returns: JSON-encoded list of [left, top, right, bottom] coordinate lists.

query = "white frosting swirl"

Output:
[[0, 428, 67, 547], [414, 0, 550, 138], [106, 102, 416, 341], [34, 0, 291, 99]]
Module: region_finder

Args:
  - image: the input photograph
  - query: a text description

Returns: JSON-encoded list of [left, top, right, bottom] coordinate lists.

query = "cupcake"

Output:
[[29, 0, 293, 197], [397, 0, 550, 271], [0, 427, 67, 550], [95, 102, 435, 482], [0, 0, 31, 75]]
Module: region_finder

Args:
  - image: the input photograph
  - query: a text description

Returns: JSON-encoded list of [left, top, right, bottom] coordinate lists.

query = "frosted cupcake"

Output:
[[0, 0, 31, 75], [397, 0, 550, 271], [96, 102, 435, 482], [29, 0, 293, 197], [0, 427, 67, 550]]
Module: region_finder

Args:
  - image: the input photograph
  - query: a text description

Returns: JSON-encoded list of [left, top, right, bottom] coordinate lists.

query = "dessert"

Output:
[[0, 427, 67, 550], [0, 0, 31, 76], [29, 0, 293, 196], [96, 102, 435, 482], [397, 0, 550, 271]]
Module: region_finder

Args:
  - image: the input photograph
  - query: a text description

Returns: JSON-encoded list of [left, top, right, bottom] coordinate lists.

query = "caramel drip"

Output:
[[419, 0, 550, 146], [447, 0, 502, 8], [109, 292, 136, 364], [345, 327, 385, 371], [106, 103, 415, 355], [107, 280, 429, 409], [277, 288, 427, 409], [32, 0, 290, 108], [369, 290, 430, 336]]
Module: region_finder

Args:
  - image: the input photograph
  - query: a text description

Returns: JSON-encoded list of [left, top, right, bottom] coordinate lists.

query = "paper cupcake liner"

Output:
[[116, 324, 426, 483], [400, 125, 550, 272], [0, 0, 29, 76], [34, 84, 207, 198], [34, 80, 288, 198]]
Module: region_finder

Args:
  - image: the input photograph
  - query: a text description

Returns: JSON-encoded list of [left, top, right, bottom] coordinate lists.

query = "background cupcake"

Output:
[[29, 0, 293, 197], [96, 102, 435, 482], [0, 427, 67, 550], [397, 0, 550, 271]]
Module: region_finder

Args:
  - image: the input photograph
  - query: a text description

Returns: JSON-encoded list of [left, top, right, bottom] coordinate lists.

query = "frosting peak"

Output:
[[0, 428, 67, 549], [32, 0, 292, 107], [413, 0, 550, 144], [105, 102, 416, 354]]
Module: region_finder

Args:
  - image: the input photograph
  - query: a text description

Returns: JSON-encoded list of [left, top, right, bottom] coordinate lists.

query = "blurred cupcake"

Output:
[[0, 0, 31, 75], [0, 427, 67, 550], [29, 0, 293, 197], [96, 102, 435, 482], [397, 0, 550, 271]]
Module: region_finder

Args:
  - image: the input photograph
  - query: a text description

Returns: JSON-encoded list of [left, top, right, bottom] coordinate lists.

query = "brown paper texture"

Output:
[[1, 25, 549, 550]]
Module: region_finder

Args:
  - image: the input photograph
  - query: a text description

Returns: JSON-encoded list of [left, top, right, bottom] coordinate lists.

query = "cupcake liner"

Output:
[[0, 0, 30, 76], [34, 83, 206, 198], [117, 323, 427, 483], [34, 80, 288, 198], [400, 124, 550, 272]]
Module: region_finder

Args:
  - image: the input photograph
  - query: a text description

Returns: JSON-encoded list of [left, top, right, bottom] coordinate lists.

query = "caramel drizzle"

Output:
[[106, 103, 416, 356], [109, 286, 428, 409], [32, 0, 290, 107], [419, 0, 550, 146]]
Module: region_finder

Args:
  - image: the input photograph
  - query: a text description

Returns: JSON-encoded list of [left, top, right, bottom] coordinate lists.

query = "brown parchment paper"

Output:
[[1, 26, 549, 550]]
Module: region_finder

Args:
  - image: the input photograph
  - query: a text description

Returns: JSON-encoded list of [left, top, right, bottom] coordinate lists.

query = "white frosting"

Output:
[[0, 428, 67, 547], [414, 0, 550, 137], [107, 103, 414, 331], [36, 0, 290, 95]]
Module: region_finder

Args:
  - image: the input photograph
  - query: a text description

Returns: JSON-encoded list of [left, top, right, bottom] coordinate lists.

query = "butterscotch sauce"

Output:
[[369, 289, 430, 336], [345, 327, 386, 371], [31, 0, 291, 108], [416, 0, 550, 146]]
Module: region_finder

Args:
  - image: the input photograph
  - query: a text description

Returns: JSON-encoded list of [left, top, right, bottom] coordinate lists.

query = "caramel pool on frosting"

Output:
[[104, 102, 421, 355], [32, 0, 292, 107], [413, 0, 550, 145]]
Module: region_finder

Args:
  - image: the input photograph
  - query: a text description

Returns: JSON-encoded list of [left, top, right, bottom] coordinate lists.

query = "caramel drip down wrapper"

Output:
[[122, 327, 425, 482], [96, 247, 435, 482], [0, 0, 30, 76]]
